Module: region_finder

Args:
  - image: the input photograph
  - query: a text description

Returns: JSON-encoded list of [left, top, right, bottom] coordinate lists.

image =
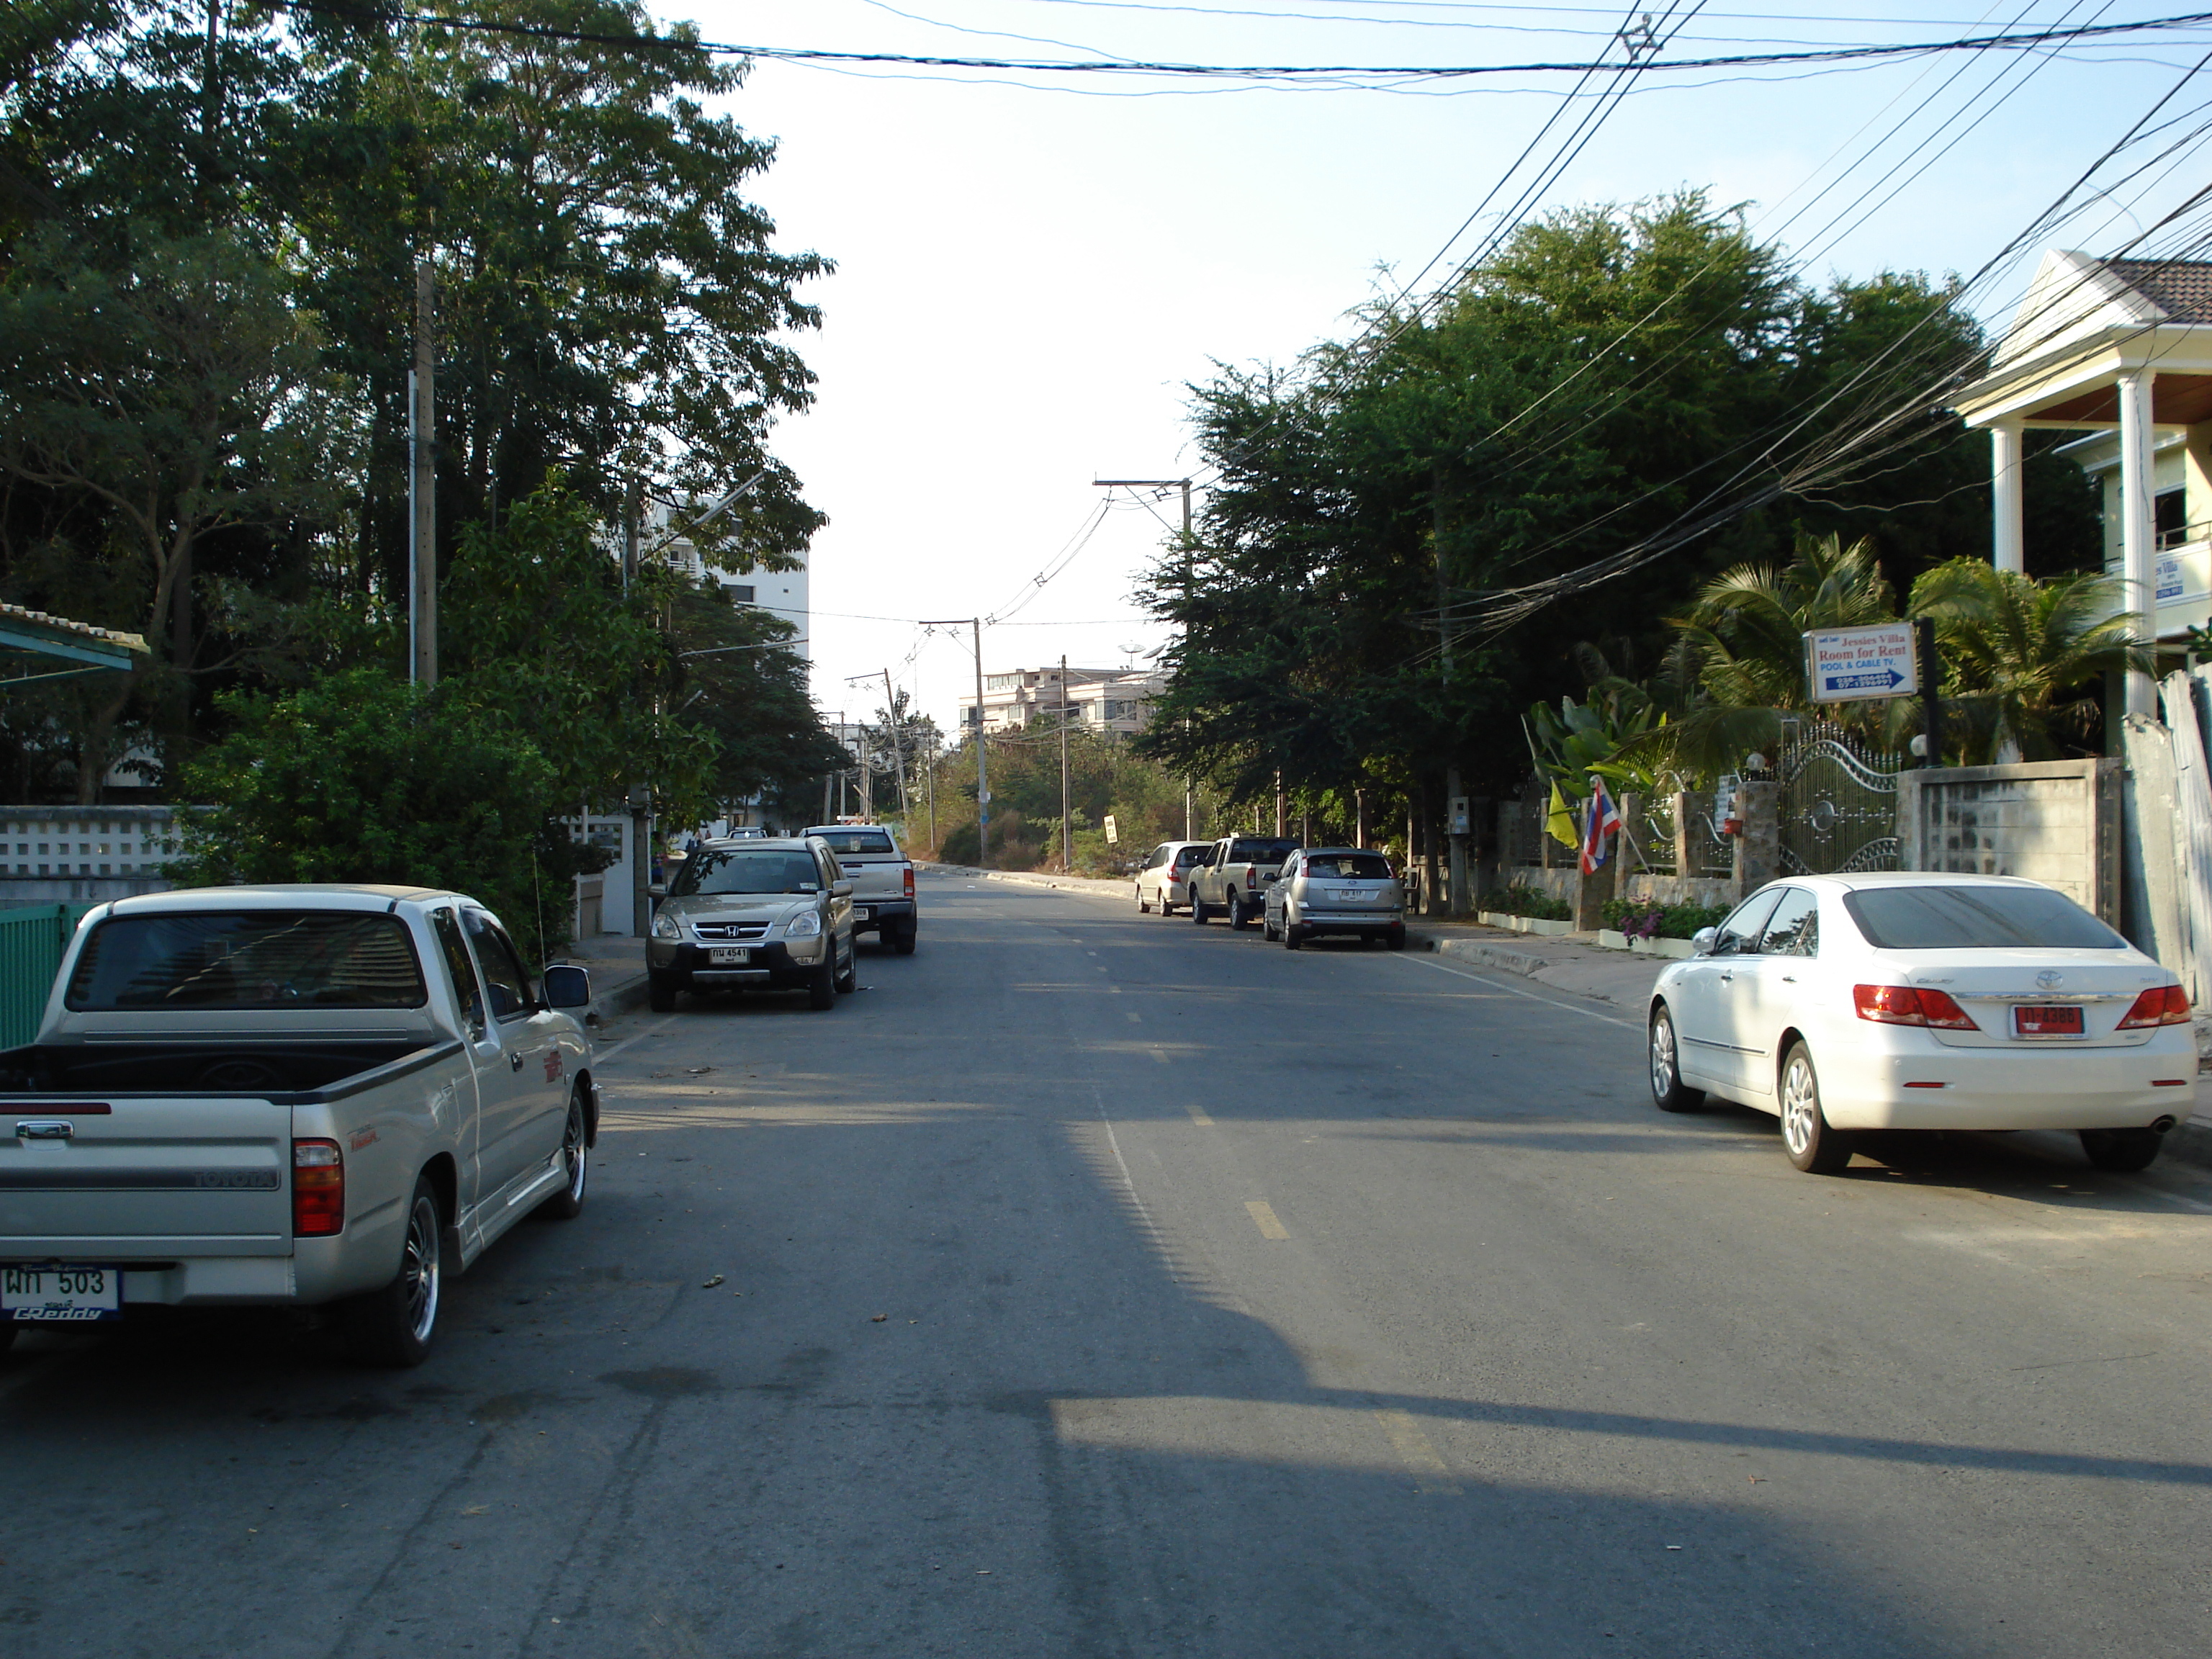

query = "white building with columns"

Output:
[[1956, 251, 2212, 718]]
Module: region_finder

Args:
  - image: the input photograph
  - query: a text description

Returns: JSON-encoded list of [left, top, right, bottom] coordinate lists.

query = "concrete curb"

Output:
[[918, 862, 1131, 900], [1428, 936, 1551, 978]]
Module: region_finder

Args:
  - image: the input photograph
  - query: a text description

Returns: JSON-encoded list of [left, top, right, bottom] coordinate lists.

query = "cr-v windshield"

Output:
[[1842, 885, 2126, 950], [66, 912, 428, 1010], [673, 850, 821, 896]]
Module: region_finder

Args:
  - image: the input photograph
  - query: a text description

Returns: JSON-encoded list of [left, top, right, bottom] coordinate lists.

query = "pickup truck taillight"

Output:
[[293, 1139, 345, 1236], [904, 864, 915, 899]]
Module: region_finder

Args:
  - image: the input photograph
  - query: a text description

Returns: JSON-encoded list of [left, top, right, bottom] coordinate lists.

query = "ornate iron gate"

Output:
[[1776, 721, 1901, 875]]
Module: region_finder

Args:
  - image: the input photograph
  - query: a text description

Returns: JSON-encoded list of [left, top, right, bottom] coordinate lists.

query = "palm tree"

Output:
[[1907, 558, 2151, 763], [1632, 531, 1904, 780]]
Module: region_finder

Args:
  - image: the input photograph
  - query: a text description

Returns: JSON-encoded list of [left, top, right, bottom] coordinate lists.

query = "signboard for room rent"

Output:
[[1803, 623, 1920, 704]]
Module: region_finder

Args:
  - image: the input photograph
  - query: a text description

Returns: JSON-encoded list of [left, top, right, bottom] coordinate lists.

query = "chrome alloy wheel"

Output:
[[1649, 1013, 1678, 1103], [1780, 1052, 1820, 1161], [559, 1097, 588, 1205], [400, 1192, 441, 1347]]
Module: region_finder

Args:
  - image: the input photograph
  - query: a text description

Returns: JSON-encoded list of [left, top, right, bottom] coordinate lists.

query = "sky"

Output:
[[659, 2, 2212, 736]]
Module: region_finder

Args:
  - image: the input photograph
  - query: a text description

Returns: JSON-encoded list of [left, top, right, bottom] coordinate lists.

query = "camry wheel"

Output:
[[1647, 1004, 1704, 1113], [2080, 1127, 2162, 1172], [1779, 1042, 1852, 1174]]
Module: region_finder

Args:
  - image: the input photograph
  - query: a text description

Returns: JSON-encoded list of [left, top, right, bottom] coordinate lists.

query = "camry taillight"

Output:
[[903, 865, 915, 899], [293, 1139, 344, 1236], [2118, 984, 2192, 1028], [1854, 984, 1978, 1030]]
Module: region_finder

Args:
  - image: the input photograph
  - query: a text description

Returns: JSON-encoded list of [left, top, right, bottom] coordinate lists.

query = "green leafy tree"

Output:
[[174, 669, 594, 964]]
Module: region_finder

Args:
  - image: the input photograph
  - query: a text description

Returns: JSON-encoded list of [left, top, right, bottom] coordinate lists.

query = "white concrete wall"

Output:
[[1896, 760, 2122, 920]]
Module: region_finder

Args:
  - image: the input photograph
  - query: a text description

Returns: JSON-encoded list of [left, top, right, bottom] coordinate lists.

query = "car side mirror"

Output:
[[542, 964, 592, 1010], [647, 883, 667, 899], [833, 879, 854, 897], [1691, 927, 1719, 957]]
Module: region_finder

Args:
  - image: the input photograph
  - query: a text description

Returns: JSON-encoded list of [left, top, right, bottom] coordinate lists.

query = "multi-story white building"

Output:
[[631, 499, 810, 660], [958, 666, 1164, 737]]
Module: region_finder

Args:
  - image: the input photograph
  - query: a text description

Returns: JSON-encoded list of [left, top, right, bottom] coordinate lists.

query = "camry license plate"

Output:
[[709, 947, 750, 965], [4, 1264, 121, 1322], [2013, 1004, 2085, 1037]]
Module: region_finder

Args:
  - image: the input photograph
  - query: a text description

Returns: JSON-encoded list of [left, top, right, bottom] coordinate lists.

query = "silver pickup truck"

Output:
[[0, 886, 597, 1366], [804, 824, 918, 953]]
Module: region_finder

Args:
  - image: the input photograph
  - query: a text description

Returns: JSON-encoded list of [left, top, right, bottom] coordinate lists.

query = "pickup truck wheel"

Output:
[[1190, 897, 1209, 925], [341, 1176, 442, 1367], [806, 953, 837, 1011], [647, 971, 680, 1014], [536, 1087, 590, 1220], [891, 923, 917, 956], [1227, 894, 1249, 932]]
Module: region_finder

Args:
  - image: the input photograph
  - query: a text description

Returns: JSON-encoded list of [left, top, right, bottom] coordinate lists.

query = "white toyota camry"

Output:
[[1645, 872, 2198, 1174]]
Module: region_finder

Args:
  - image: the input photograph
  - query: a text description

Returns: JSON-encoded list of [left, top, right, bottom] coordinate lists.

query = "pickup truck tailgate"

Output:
[[0, 1097, 292, 1256]]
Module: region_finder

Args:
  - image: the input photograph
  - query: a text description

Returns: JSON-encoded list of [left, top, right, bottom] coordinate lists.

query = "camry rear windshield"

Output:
[[1229, 840, 1298, 863], [675, 850, 820, 896], [1305, 853, 1393, 880], [1842, 886, 2126, 950], [66, 912, 428, 1010], [809, 830, 895, 855]]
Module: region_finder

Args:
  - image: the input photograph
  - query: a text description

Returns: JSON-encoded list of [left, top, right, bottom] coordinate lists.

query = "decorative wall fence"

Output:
[[0, 903, 98, 1050], [1776, 721, 1902, 876]]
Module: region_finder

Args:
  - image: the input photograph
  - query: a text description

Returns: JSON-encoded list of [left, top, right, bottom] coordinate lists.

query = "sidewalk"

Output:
[[559, 932, 652, 1026]]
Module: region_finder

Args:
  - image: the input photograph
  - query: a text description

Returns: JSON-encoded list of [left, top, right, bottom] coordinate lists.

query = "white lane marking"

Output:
[[1394, 953, 1639, 1029], [591, 1015, 680, 1067]]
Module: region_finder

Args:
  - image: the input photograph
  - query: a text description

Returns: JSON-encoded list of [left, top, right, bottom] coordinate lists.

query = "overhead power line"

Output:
[[268, 1, 2212, 83]]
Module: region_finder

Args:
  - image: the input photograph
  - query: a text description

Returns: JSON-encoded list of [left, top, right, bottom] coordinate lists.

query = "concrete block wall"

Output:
[[1896, 759, 2121, 920]]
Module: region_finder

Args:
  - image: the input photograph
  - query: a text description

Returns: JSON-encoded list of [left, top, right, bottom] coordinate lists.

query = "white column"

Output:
[[1990, 418, 2025, 574], [2118, 369, 2158, 719]]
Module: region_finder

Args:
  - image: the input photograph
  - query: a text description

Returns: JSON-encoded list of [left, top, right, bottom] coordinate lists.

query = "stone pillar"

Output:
[[1733, 780, 1779, 899], [2118, 369, 2158, 720], [1990, 418, 2025, 575], [1616, 791, 1642, 890], [1671, 791, 1696, 877], [1573, 845, 1614, 931]]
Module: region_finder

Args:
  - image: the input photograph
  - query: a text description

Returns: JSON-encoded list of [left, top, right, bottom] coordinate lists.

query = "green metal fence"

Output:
[[0, 904, 99, 1050]]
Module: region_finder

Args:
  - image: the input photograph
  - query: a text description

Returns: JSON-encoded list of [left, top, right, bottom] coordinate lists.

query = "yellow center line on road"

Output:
[[1374, 1408, 1461, 1495], [1245, 1200, 1289, 1240], [1148, 1048, 1170, 1065], [1126, 1012, 1142, 1023], [1186, 1104, 1214, 1127]]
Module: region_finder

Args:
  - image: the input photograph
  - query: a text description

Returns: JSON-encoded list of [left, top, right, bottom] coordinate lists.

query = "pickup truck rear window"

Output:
[[66, 912, 429, 1010], [1228, 840, 1298, 865], [810, 830, 896, 855]]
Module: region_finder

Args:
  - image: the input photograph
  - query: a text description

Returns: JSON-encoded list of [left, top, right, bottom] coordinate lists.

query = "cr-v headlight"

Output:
[[783, 909, 824, 939], [652, 911, 682, 941]]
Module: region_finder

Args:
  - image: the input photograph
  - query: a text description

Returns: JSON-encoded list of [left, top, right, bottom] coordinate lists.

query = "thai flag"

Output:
[[1579, 778, 1622, 876]]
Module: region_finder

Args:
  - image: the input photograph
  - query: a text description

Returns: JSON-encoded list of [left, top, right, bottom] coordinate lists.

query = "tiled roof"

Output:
[[0, 603, 148, 652], [2103, 258, 2212, 324]]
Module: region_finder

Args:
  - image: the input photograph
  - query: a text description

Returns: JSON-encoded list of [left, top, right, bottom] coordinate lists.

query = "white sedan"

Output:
[[1645, 873, 2197, 1174]]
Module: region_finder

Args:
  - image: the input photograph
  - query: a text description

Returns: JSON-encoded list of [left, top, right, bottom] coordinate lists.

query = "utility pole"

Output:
[[408, 259, 437, 685], [881, 668, 909, 821], [1434, 487, 1465, 913], [1097, 477, 1193, 836], [1059, 654, 1072, 872], [921, 618, 986, 863]]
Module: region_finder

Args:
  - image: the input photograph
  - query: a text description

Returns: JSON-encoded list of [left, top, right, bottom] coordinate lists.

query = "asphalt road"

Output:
[[5, 871, 2212, 1658]]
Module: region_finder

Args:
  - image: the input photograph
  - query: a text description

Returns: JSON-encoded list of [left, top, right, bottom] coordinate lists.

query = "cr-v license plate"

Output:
[[4, 1264, 121, 1321]]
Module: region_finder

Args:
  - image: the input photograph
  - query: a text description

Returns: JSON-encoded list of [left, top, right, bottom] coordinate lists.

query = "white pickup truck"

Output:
[[1190, 835, 1301, 932], [0, 885, 598, 1365], [804, 824, 918, 953]]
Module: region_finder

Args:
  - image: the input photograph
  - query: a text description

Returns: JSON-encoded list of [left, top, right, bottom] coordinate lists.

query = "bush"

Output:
[[174, 670, 603, 966], [1602, 896, 1734, 940], [1477, 883, 1573, 921]]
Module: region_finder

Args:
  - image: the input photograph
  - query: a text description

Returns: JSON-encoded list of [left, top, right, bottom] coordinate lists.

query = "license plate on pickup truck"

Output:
[[709, 947, 751, 965], [2013, 1004, 2085, 1037], [4, 1264, 121, 1322], [854, 907, 871, 921]]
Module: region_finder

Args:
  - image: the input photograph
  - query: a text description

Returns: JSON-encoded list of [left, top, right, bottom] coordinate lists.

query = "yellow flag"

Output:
[[1546, 782, 1578, 848]]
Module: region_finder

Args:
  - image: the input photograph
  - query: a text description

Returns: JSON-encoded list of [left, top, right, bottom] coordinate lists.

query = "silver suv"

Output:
[[1264, 848, 1406, 950]]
